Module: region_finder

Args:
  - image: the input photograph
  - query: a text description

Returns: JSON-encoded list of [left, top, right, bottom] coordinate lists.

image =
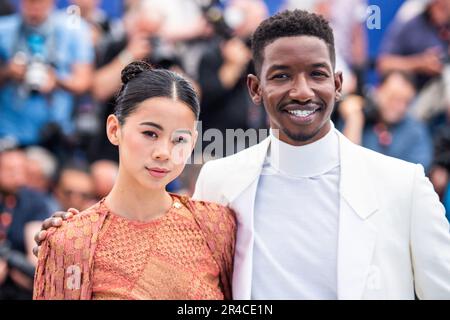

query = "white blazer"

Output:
[[192, 129, 450, 300]]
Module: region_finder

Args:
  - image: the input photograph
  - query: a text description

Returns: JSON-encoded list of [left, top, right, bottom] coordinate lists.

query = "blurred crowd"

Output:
[[0, 0, 448, 299]]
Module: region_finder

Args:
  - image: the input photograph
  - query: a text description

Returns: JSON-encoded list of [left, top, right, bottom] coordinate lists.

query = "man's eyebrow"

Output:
[[311, 62, 332, 71], [140, 122, 164, 131], [266, 64, 290, 72]]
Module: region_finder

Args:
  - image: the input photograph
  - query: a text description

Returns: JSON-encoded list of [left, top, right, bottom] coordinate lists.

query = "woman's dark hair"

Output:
[[114, 61, 200, 124]]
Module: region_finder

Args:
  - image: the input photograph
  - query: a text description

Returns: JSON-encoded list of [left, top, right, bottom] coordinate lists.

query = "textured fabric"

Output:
[[33, 194, 236, 300]]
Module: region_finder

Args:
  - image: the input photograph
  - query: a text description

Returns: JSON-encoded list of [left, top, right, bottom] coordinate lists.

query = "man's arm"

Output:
[[0, 60, 26, 85], [218, 38, 252, 90], [56, 63, 93, 95], [92, 34, 151, 102], [410, 164, 450, 299], [338, 95, 366, 145], [377, 48, 444, 77]]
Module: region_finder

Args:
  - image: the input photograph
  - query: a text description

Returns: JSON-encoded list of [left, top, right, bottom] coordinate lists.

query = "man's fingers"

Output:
[[63, 212, 73, 220], [52, 217, 62, 226], [42, 218, 53, 230], [34, 230, 47, 249], [67, 208, 80, 216], [42, 217, 62, 230], [52, 211, 66, 218], [38, 230, 47, 242], [32, 246, 40, 258]]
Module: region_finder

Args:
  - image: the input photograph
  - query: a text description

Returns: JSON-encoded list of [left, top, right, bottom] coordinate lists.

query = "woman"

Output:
[[33, 61, 236, 300]]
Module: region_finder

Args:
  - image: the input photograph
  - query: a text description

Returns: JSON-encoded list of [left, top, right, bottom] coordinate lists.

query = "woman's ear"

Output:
[[247, 74, 262, 105], [106, 115, 121, 146]]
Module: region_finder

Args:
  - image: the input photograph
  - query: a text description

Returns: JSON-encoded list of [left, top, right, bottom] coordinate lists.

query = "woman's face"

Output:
[[107, 97, 198, 190]]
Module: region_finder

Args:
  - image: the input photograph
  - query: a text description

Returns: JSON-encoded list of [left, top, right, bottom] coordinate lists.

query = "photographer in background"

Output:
[[0, 148, 51, 299], [377, 0, 449, 122], [0, 0, 94, 147], [197, 0, 268, 155], [338, 71, 433, 171]]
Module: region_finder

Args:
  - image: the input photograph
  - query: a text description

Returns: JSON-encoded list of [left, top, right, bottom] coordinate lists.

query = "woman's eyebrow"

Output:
[[140, 122, 164, 131], [174, 129, 192, 136]]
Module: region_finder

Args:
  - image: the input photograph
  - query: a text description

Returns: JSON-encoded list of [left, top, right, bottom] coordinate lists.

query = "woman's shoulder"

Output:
[[45, 201, 108, 249], [35, 202, 107, 300], [174, 193, 236, 220], [173, 194, 237, 242]]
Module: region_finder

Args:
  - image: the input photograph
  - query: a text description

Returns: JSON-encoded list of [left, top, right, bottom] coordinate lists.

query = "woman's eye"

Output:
[[143, 131, 158, 138], [174, 136, 189, 144]]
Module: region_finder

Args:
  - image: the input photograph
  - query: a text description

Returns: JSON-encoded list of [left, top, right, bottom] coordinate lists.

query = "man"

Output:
[[53, 164, 96, 211], [0, 148, 51, 299], [90, 159, 118, 199], [377, 0, 450, 122], [35, 10, 450, 299], [0, 0, 94, 146], [198, 0, 268, 151], [377, 0, 449, 90], [195, 10, 450, 299], [25, 146, 59, 212], [338, 71, 433, 171]]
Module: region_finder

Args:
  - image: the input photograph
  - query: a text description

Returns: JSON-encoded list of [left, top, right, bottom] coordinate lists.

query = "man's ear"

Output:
[[106, 115, 121, 146], [247, 74, 262, 105], [334, 71, 343, 102]]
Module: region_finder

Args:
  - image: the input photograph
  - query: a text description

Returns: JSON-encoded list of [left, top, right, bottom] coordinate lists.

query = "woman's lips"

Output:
[[146, 167, 170, 178]]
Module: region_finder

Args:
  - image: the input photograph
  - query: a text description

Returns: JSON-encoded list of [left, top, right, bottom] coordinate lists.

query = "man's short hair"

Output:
[[54, 161, 91, 186], [251, 9, 336, 74]]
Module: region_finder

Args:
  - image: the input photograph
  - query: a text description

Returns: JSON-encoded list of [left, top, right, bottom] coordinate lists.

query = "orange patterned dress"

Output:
[[33, 194, 236, 300]]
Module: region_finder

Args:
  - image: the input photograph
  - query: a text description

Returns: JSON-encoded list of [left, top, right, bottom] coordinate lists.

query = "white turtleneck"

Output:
[[251, 124, 341, 300]]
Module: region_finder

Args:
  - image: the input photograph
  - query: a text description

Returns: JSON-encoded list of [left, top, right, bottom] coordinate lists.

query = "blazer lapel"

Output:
[[222, 137, 271, 204], [230, 179, 260, 300], [225, 137, 270, 300], [336, 132, 379, 299]]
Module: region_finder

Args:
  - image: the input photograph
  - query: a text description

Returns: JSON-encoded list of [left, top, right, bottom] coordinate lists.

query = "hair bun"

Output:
[[121, 61, 153, 85]]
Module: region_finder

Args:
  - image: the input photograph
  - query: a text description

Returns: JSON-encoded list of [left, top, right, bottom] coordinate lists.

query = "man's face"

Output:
[[430, 0, 450, 26], [21, 0, 54, 27], [55, 169, 95, 211], [376, 74, 415, 125], [71, 0, 99, 12], [248, 36, 342, 146], [0, 151, 27, 194]]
